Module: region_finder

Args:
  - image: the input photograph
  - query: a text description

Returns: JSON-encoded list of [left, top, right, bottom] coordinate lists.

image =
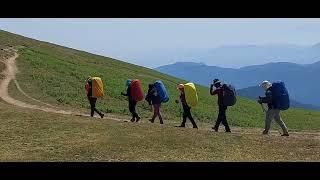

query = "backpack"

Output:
[[271, 81, 290, 110], [91, 77, 104, 98], [154, 80, 169, 103], [130, 79, 144, 102], [184, 82, 198, 107], [222, 84, 236, 106]]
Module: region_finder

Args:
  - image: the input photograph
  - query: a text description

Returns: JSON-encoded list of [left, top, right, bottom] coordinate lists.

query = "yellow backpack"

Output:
[[184, 82, 198, 107], [91, 77, 104, 98]]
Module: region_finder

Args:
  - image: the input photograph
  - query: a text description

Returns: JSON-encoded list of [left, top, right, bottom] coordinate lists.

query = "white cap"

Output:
[[259, 80, 272, 90]]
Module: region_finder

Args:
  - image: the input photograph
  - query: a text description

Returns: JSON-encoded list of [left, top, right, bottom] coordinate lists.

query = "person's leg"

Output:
[[187, 109, 198, 129], [220, 106, 231, 132], [92, 98, 104, 118], [94, 109, 104, 118], [274, 110, 289, 135], [133, 101, 141, 122], [129, 101, 135, 122], [150, 104, 158, 123], [89, 97, 95, 117], [180, 113, 187, 127], [158, 104, 163, 124], [264, 109, 274, 134], [213, 106, 223, 131], [179, 106, 188, 127]]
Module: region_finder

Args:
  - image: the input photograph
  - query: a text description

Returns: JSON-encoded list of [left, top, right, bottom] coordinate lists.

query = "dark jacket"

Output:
[[260, 87, 274, 109], [210, 84, 224, 106], [145, 86, 153, 105], [146, 87, 161, 105], [122, 86, 134, 102], [180, 92, 190, 109]]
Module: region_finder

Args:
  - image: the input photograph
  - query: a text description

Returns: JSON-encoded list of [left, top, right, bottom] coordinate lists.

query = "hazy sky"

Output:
[[1, 18, 320, 68]]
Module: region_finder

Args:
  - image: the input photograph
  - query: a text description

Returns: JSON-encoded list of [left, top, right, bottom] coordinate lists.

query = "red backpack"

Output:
[[130, 79, 144, 102]]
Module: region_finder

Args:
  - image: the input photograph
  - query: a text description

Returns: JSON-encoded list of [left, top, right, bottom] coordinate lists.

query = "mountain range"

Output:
[[155, 45, 320, 109]]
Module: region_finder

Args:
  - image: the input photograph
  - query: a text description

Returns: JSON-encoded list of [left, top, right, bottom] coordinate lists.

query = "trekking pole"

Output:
[[258, 96, 266, 113], [175, 99, 182, 126], [260, 103, 266, 113], [123, 85, 127, 96], [260, 103, 280, 134]]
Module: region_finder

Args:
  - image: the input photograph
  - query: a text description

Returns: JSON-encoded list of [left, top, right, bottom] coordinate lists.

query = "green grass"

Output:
[[1, 30, 320, 131], [0, 101, 319, 161]]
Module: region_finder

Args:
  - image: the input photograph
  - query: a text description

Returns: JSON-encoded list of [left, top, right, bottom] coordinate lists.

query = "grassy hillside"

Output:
[[1, 30, 320, 130]]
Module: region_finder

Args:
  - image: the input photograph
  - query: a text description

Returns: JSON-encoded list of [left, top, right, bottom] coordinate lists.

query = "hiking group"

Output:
[[85, 76, 290, 136]]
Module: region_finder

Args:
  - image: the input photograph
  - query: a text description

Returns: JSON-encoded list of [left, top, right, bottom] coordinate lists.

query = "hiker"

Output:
[[146, 84, 164, 124], [210, 79, 231, 133], [145, 84, 154, 111], [85, 77, 104, 118], [121, 79, 141, 122], [176, 84, 198, 129], [258, 80, 289, 136]]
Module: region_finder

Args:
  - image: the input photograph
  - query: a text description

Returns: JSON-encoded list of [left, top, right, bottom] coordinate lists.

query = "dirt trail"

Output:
[[0, 52, 74, 114], [13, 79, 58, 108], [0, 49, 125, 121]]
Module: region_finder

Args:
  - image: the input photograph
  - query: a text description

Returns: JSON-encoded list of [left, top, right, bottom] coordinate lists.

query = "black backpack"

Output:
[[271, 81, 290, 110], [222, 84, 237, 106]]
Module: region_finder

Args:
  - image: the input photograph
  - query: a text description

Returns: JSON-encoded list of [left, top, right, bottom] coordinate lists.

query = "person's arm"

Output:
[[209, 84, 214, 95], [123, 87, 132, 97], [121, 88, 129, 96], [147, 88, 156, 104], [259, 90, 272, 104], [211, 87, 222, 95], [145, 93, 152, 105]]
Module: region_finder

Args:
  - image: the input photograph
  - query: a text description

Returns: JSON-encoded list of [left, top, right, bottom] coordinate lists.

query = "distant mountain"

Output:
[[155, 61, 320, 108], [237, 86, 320, 110], [168, 44, 320, 68]]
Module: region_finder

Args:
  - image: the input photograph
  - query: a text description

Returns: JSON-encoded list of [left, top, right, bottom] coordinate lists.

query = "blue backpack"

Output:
[[271, 81, 290, 110], [154, 80, 169, 103]]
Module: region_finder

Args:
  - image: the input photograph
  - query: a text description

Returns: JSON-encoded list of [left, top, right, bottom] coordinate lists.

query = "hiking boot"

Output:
[[193, 126, 198, 129], [149, 119, 154, 123], [226, 130, 231, 133], [175, 125, 185, 128], [212, 127, 218, 132], [262, 130, 269, 135], [136, 116, 141, 122], [281, 133, 289, 137], [130, 118, 135, 122], [100, 114, 104, 119]]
